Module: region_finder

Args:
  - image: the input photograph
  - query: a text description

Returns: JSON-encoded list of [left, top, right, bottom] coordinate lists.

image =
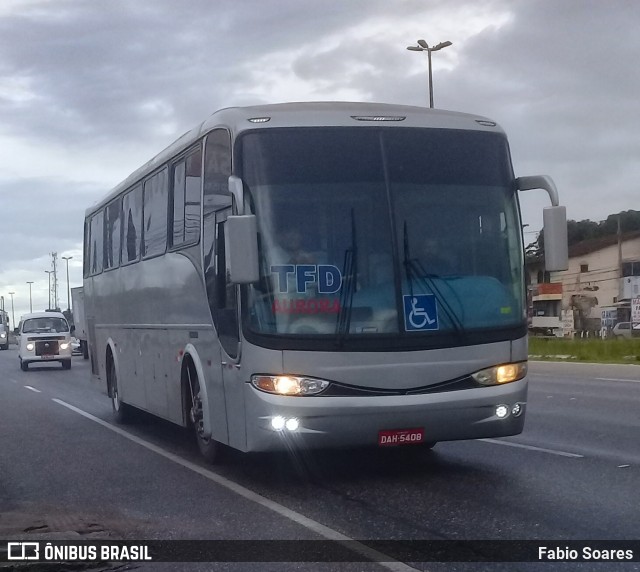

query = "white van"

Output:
[[18, 311, 73, 371]]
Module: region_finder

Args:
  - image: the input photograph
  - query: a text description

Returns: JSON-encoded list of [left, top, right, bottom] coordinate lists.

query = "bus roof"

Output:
[[87, 102, 505, 215]]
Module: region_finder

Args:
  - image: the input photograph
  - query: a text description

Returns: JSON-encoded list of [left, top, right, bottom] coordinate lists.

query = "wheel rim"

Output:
[[187, 365, 208, 442], [111, 364, 121, 412]]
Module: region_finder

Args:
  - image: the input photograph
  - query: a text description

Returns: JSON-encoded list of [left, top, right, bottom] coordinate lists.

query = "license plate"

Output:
[[378, 428, 424, 447], [41, 354, 54, 360]]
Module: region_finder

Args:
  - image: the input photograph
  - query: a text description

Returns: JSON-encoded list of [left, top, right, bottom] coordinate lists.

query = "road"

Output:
[[0, 347, 638, 572]]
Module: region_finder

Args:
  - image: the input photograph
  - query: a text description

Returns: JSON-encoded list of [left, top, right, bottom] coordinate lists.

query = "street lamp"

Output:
[[407, 39, 452, 108], [62, 256, 73, 313], [8, 291, 15, 331], [45, 271, 53, 310], [26, 281, 34, 313]]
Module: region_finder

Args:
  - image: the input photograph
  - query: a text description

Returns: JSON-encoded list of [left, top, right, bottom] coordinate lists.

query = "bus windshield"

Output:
[[240, 127, 524, 348]]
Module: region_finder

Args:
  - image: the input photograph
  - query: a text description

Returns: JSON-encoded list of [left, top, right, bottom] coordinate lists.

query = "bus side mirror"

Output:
[[516, 175, 568, 271], [225, 215, 259, 284], [543, 206, 568, 271]]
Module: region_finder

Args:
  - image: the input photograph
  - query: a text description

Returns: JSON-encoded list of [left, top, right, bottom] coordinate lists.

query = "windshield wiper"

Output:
[[335, 209, 358, 344], [402, 222, 465, 338]]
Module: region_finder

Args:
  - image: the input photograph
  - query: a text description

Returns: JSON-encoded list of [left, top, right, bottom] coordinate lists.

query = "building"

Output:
[[526, 230, 640, 336]]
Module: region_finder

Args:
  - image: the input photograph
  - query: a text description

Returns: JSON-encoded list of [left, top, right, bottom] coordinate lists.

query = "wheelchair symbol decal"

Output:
[[403, 295, 438, 331]]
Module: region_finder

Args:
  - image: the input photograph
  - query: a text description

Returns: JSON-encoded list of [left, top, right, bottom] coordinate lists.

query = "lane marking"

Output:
[[24, 386, 41, 393], [596, 377, 640, 383], [479, 438, 584, 458], [51, 398, 418, 572], [531, 374, 640, 384]]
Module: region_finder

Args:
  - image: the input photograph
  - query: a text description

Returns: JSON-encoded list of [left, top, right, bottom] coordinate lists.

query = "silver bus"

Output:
[[83, 102, 567, 462]]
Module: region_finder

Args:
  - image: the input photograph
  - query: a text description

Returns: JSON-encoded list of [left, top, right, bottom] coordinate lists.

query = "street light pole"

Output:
[[8, 292, 15, 331], [26, 281, 34, 313], [407, 39, 452, 108], [62, 256, 73, 312], [45, 271, 53, 310]]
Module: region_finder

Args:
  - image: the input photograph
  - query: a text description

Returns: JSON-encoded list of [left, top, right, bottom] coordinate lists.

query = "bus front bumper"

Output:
[[243, 378, 527, 452]]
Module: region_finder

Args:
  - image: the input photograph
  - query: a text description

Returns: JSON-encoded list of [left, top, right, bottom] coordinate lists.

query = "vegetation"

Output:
[[529, 336, 640, 364]]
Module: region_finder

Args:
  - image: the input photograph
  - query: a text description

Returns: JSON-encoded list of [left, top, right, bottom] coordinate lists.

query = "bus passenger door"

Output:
[[206, 207, 245, 450]]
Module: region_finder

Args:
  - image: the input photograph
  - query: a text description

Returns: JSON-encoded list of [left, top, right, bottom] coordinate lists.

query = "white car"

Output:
[[612, 322, 640, 339], [17, 311, 73, 371]]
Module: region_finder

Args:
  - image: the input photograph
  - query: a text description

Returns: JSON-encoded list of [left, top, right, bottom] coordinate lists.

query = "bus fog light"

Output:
[[285, 418, 299, 431], [495, 404, 509, 419], [271, 416, 286, 430], [511, 403, 523, 417]]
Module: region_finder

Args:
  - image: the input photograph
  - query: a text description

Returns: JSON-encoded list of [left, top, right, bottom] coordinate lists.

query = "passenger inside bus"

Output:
[[270, 228, 315, 266], [419, 237, 457, 276]]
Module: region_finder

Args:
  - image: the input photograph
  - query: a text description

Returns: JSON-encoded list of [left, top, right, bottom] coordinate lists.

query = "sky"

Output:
[[0, 0, 638, 324]]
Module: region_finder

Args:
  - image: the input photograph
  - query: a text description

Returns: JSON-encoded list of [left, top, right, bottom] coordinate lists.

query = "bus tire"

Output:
[[20, 359, 28, 371], [184, 359, 221, 464], [62, 359, 72, 370], [109, 358, 132, 423]]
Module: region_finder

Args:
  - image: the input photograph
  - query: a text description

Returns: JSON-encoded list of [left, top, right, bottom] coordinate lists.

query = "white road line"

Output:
[[531, 374, 640, 384], [24, 385, 41, 393], [51, 398, 418, 572], [479, 438, 584, 458]]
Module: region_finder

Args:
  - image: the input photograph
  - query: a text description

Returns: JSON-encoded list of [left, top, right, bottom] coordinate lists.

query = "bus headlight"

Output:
[[26, 342, 35, 351], [472, 362, 528, 386], [0, 332, 6, 339], [60, 342, 70, 350], [251, 375, 330, 396]]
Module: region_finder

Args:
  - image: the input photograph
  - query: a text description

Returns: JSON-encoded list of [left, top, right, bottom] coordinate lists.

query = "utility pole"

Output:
[[26, 281, 34, 312], [62, 256, 73, 312], [51, 252, 59, 310], [45, 271, 53, 310], [8, 292, 15, 331]]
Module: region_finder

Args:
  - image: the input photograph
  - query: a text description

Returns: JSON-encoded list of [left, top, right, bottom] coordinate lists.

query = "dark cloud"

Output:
[[0, 0, 639, 301]]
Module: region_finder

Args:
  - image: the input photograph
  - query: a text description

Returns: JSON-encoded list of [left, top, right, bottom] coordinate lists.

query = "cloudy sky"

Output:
[[0, 0, 638, 322]]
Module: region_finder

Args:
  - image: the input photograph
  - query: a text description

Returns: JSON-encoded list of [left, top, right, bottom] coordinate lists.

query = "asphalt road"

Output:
[[0, 347, 638, 572]]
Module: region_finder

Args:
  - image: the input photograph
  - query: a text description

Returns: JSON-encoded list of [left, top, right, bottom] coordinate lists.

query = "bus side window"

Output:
[[90, 211, 104, 275], [143, 168, 169, 259], [122, 185, 142, 264], [171, 147, 202, 247], [104, 197, 122, 270]]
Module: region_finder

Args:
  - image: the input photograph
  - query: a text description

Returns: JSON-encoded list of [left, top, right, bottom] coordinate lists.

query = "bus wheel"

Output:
[[109, 359, 131, 423], [185, 360, 220, 464]]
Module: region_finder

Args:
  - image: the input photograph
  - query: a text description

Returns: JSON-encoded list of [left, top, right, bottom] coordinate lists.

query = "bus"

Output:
[[83, 102, 568, 462]]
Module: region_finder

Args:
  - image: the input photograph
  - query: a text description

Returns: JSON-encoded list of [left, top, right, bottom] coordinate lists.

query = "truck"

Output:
[[71, 286, 89, 359], [0, 309, 9, 350], [529, 282, 564, 337]]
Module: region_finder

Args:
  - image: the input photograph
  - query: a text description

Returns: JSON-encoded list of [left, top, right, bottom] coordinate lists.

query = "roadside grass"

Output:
[[529, 336, 640, 364]]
